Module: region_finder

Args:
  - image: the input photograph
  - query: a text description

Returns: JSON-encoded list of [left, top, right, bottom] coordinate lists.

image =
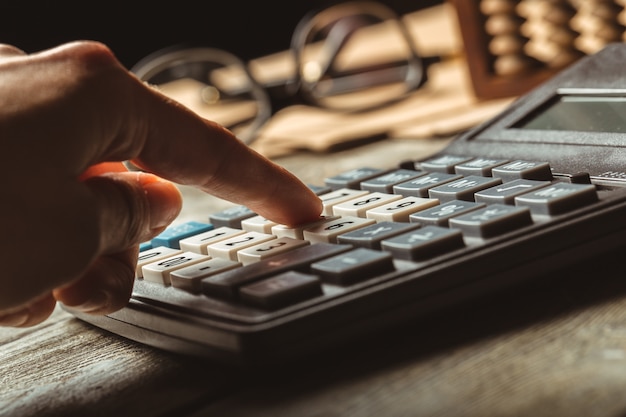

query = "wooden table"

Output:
[[3, 137, 626, 417]]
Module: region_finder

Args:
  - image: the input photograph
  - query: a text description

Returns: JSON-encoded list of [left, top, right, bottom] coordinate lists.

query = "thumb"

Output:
[[85, 171, 183, 253], [51, 172, 182, 315], [0, 171, 182, 323]]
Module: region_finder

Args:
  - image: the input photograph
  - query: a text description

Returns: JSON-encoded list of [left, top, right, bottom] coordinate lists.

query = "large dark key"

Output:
[[201, 243, 352, 300], [239, 271, 323, 310], [310, 248, 395, 286]]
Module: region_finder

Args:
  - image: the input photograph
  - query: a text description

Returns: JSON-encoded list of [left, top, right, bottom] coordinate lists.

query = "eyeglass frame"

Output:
[[131, 1, 439, 145]]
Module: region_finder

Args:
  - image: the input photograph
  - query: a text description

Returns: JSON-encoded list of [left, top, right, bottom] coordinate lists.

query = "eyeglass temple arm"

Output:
[[315, 15, 376, 77], [316, 55, 441, 95]]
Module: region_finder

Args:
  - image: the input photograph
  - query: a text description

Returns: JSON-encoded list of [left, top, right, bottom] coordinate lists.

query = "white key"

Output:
[[366, 196, 440, 222], [303, 216, 376, 243], [179, 227, 245, 254], [142, 251, 209, 285], [237, 237, 310, 265], [332, 192, 403, 217], [208, 231, 276, 261], [241, 215, 278, 234], [319, 188, 369, 215], [136, 246, 182, 278], [170, 258, 241, 293], [271, 216, 339, 239]]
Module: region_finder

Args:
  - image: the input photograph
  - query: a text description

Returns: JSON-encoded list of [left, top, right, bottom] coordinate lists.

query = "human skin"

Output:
[[0, 41, 322, 327]]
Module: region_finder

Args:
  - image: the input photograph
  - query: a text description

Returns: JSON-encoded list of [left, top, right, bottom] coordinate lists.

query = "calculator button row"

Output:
[[201, 243, 352, 300], [415, 155, 553, 181], [136, 156, 601, 313], [141, 182, 597, 285]]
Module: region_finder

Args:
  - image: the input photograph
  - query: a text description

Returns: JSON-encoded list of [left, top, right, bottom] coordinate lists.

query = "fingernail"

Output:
[[141, 175, 182, 231]]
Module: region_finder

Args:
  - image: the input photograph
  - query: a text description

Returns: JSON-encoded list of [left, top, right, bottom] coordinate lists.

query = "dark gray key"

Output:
[[418, 155, 474, 173], [310, 248, 395, 286], [325, 167, 389, 190], [239, 271, 323, 310], [514, 183, 598, 215], [491, 160, 553, 181], [209, 205, 257, 228], [428, 175, 503, 202], [337, 221, 422, 249], [380, 225, 465, 261], [449, 204, 533, 238], [393, 172, 463, 197], [201, 243, 352, 300], [454, 158, 509, 176], [409, 200, 486, 226], [359, 169, 427, 193], [308, 184, 333, 195], [474, 179, 551, 205]]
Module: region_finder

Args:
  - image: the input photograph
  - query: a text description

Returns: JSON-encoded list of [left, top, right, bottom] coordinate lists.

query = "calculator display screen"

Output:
[[514, 94, 626, 133]]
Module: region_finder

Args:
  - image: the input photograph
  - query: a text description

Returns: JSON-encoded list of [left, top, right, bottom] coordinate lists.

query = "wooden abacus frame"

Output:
[[449, 0, 626, 99], [450, 0, 560, 99]]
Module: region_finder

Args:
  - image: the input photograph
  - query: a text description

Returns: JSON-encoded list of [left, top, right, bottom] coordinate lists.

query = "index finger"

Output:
[[134, 116, 323, 227], [56, 42, 323, 226]]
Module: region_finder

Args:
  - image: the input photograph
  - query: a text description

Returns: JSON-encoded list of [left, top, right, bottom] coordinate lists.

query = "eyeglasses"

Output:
[[131, 1, 439, 145]]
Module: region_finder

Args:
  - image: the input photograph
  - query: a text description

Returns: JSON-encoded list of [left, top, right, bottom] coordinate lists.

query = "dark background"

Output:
[[0, 1, 442, 69]]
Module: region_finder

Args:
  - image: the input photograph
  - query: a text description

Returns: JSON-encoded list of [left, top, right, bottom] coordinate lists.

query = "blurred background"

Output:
[[0, 1, 442, 69]]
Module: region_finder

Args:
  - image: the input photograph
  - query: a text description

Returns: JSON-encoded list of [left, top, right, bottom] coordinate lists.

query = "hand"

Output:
[[0, 41, 322, 327]]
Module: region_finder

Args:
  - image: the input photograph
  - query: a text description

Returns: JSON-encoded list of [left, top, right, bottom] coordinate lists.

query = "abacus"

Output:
[[450, 0, 626, 99]]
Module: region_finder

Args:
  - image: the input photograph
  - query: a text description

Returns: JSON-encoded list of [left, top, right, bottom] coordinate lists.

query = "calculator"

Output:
[[66, 44, 626, 367]]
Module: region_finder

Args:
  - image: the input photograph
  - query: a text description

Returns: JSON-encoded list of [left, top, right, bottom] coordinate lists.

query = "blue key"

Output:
[[151, 221, 214, 249], [139, 241, 153, 252]]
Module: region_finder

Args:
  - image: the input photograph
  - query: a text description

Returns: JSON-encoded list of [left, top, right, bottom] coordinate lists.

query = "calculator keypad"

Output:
[[136, 154, 603, 316]]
